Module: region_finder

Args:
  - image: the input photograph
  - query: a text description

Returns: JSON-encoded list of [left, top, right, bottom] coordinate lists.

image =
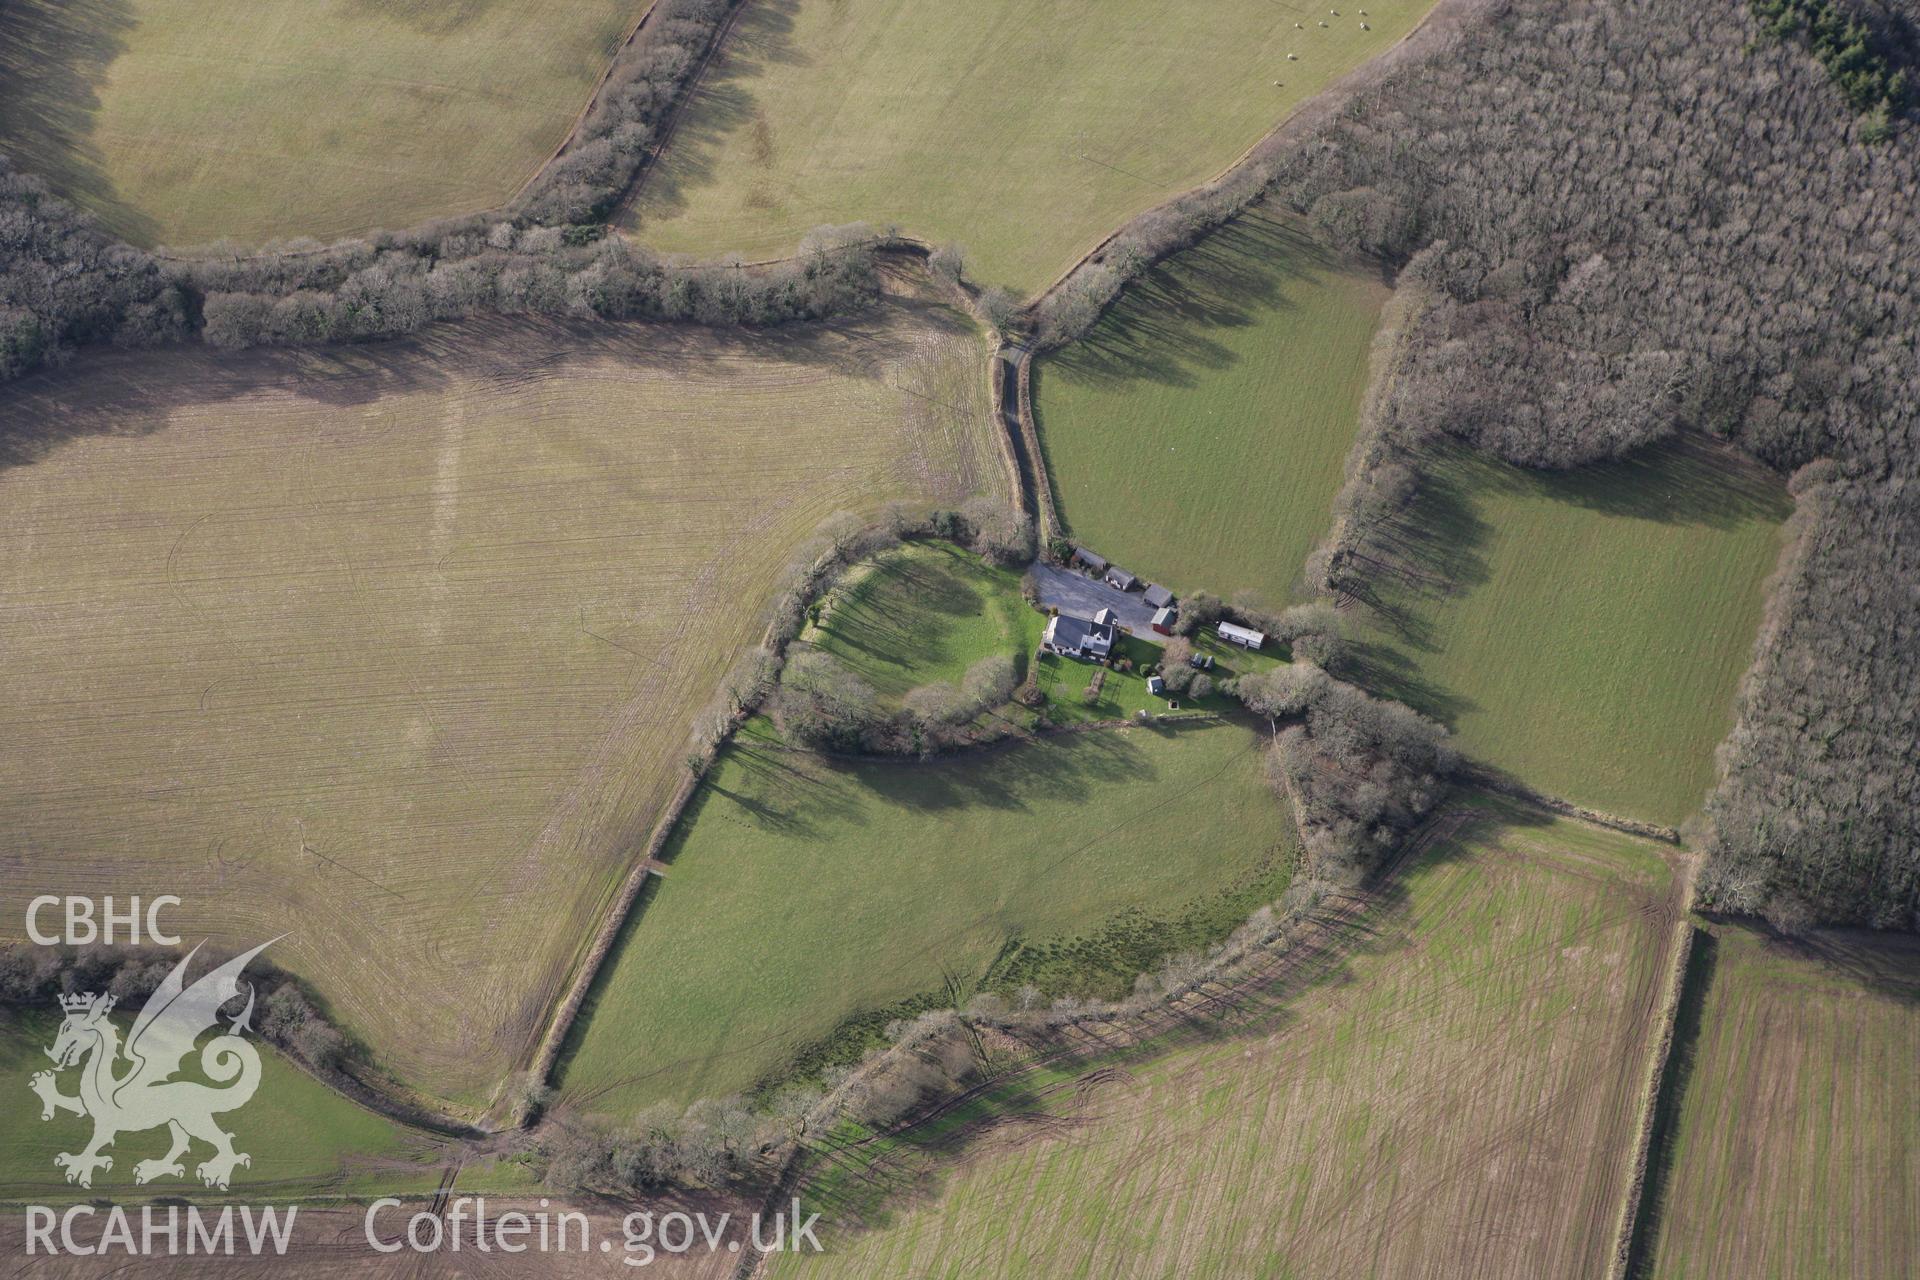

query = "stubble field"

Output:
[[0, 0, 639, 247], [1644, 923, 1920, 1279], [0, 287, 1001, 1110], [623, 0, 1436, 291]]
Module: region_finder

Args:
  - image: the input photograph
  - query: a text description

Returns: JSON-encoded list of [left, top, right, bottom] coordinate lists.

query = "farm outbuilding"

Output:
[[1218, 621, 1265, 650], [1072, 546, 1108, 574], [1151, 607, 1177, 636], [1105, 567, 1138, 591], [1142, 583, 1174, 609]]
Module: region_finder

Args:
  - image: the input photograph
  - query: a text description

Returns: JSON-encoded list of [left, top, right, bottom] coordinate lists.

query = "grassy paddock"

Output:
[[1352, 437, 1789, 825], [0, 1010, 447, 1203], [554, 724, 1295, 1114], [800, 540, 1031, 702], [1645, 923, 1920, 1279], [0, 0, 637, 247], [774, 799, 1682, 1280], [0, 289, 1000, 1109], [1035, 211, 1386, 605], [625, 0, 1437, 290]]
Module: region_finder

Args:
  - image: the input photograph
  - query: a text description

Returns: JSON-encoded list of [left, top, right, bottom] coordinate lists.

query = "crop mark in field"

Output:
[[297, 818, 409, 905]]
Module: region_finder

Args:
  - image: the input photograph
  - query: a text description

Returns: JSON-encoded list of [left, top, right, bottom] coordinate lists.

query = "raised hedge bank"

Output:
[[0, 153, 888, 381], [0, 0, 883, 385], [0, 943, 477, 1137]]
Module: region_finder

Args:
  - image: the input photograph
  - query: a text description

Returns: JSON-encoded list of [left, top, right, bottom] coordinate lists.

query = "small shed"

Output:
[[1105, 567, 1138, 591], [1147, 675, 1167, 696], [1072, 546, 1108, 574], [1151, 606, 1177, 636], [1218, 621, 1266, 650], [1142, 583, 1174, 610]]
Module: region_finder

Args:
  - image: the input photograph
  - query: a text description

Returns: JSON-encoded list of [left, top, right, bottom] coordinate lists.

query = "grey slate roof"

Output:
[[1044, 611, 1116, 656]]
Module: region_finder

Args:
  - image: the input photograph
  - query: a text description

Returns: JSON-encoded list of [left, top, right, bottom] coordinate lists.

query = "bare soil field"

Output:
[[0, 286, 1002, 1110], [1643, 923, 1920, 1279], [776, 799, 1684, 1279]]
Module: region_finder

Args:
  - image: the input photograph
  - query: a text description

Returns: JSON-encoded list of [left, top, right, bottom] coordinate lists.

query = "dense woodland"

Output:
[[1231, 664, 1457, 880], [1255, 0, 1919, 927]]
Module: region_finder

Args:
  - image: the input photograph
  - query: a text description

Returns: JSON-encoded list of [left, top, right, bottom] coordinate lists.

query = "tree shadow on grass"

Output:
[[1046, 208, 1346, 393], [1483, 433, 1791, 532], [1333, 446, 1493, 725], [709, 742, 874, 842], [1779, 923, 1920, 1008], [809, 551, 990, 693], [0, 0, 156, 244], [626, 0, 803, 233], [1339, 430, 1787, 729], [1337, 640, 1481, 728], [341, 0, 507, 37], [841, 727, 1161, 817]]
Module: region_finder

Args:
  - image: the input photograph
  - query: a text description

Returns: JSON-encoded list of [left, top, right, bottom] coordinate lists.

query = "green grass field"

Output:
[[801, 540, 1030, 703], [1645, 923, 1920, 1279], [554, 723, 1295, 1114], [0, 0, 638, 247], [625, 0, 1436, 290], [1353, 437, 1788, 826], [1035, 212, 1386, 605], [0, 1010, 447, 1203], [774, 798, 1682, 1279], [0, 287, 1001, 1111]]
